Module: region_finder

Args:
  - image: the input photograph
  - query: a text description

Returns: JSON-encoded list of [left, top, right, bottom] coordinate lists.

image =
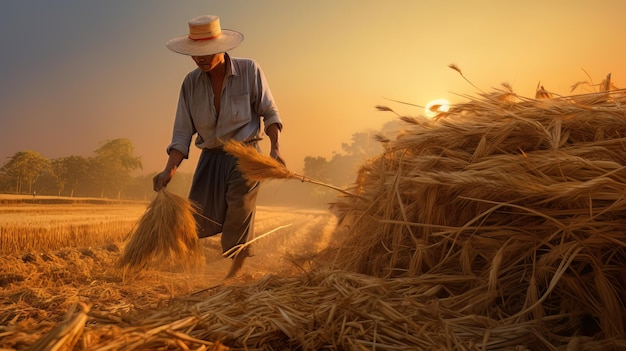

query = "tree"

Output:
[[1, 150, 50, 194], [300, 130, 386, 203], [51, 156, 90, 197], [302, 155, 334, 202], [339, 131, 381, 157], [303, 156, 331, 182], [329, 131, 383, 186], [0, 167, 12, 193], [304, 131, 384, 188], [91, 139, 142, 198]]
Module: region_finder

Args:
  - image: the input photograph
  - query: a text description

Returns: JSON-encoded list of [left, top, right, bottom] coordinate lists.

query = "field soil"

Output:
[[0, 197, 338, 344]]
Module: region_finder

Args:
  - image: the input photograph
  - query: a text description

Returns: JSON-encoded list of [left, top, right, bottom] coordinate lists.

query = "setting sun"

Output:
[[425, 98, 451, 118]]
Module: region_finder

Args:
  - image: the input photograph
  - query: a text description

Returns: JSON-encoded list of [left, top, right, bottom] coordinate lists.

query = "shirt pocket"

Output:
[[229, 93, 252, 127]]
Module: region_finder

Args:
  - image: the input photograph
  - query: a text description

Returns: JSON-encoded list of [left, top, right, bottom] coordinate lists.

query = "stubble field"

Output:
[[0, 195, 338, 348]]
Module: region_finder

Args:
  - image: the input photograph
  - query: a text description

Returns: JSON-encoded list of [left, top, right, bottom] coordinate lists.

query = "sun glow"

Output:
[[425, 99, 450, 118]]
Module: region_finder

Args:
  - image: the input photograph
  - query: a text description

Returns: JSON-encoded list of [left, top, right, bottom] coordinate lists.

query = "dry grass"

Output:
[[0, 203, 145, 254], [5, 269, 626, 350], [117, 189, 203, 271], [223, 140, 294, 182], [328, 85, 626, 344], [0, 206, 338, 350], [27, 302, 90, 351], [223, 140, 354, 196], [0, 242, 225, 349]]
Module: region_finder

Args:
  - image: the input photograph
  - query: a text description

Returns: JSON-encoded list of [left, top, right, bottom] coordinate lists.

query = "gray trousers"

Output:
[[188, 148, 260, 254]]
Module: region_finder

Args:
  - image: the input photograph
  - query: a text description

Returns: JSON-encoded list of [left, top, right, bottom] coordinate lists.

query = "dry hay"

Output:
[[4, 85, 626, 350], [223, 140, 295, 182], [117, 189, 203, 270], [223, 140, 355, 196], [5, 270, 625, 350], [329, 85, 626, 342]]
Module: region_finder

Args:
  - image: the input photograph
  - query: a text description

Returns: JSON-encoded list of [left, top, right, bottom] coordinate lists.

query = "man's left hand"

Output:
[[270, 148, 286, 166]]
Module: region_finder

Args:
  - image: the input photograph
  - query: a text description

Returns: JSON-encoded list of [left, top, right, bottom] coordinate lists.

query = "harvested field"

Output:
[[2, 86, 626, 350], [0, 201, 146, 254], [0, 200, 338, 350]]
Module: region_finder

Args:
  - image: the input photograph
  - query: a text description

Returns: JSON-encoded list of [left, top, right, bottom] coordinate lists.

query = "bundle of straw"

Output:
[[328, 85, 626, 340], [223, 140, 354, 196], [117, 189, 202, 270]]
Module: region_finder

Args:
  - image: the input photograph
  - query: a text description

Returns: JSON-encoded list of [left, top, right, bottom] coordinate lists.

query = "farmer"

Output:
[[153, 15, 284, 278]]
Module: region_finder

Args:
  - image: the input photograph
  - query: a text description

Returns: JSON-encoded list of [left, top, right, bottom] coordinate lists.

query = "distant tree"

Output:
[[125, 171, 194, 201], [339, 131, 381, 157], [0, 168, 11, 193], [312, 130, 384, 187], [328, 131, 383, 186], [303, 156, 331, 182], [1, 150, 51, 194], [91, 139, 142, 198], [300, 130, 386, 202], [0, 159, 6, 187], [51, 158, 67, 196], [51, 156, 90, 197], [302, 156, 335, 202]]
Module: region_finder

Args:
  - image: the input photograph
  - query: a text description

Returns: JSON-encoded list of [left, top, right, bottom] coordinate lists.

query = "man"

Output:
[[153, 15, 284, 278]]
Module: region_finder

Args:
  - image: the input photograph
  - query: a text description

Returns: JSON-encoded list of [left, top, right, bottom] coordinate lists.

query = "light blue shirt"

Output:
[[167, 54, 282, 157]]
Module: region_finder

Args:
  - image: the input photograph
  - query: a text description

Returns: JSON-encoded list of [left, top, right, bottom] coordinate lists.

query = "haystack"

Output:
[[329, 84, 626, 340], [117, 189, 203, 270]]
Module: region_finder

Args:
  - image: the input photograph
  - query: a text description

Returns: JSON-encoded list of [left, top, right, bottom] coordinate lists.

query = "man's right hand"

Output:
[[153, 149, 185, 191], [153, 169, 175, 191]]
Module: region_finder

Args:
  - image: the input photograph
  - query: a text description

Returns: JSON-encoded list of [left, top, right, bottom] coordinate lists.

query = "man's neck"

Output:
[[208, 54, 227, 78]]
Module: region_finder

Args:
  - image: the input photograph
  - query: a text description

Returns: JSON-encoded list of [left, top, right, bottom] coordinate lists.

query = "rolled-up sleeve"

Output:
[[166, 79, 196, 158], [253, 63, 283, 132]]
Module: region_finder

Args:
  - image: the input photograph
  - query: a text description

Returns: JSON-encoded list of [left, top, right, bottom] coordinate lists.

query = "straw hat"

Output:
[[166, 15, 244, 56]]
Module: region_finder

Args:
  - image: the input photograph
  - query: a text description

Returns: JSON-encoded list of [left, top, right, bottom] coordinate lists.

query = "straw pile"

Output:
[[117, 189, 203, 270], [14, 270, 626, 350], [328, 85, 626, 341]]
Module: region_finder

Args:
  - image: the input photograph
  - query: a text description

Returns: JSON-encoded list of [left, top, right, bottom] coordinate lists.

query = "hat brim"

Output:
[[166, 29, 243, 56]]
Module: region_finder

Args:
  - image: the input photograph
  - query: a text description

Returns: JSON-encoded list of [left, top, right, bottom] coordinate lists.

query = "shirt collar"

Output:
[[224, 53, 236, 77]]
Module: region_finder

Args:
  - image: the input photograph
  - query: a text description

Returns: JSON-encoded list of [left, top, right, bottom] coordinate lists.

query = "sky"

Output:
[[1, 0, 626, 175]]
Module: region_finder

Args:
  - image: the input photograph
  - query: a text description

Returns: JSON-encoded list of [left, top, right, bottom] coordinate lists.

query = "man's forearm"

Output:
[[165, 149, 186, 172], [266, 123, 281, 149], [265, 123, 285, 165]]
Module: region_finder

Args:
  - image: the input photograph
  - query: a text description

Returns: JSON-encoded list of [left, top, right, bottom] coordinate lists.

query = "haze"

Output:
[[1, 0, 625, 175]]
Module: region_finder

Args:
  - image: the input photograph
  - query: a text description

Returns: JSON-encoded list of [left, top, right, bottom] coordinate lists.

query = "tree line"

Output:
[[0, 138, 152, 200], [1, 125, 394, 203]]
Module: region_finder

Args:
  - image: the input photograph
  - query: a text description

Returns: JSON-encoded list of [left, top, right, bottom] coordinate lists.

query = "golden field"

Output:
[[0, 195, 338, 349], [0, 200, 146, 254]]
